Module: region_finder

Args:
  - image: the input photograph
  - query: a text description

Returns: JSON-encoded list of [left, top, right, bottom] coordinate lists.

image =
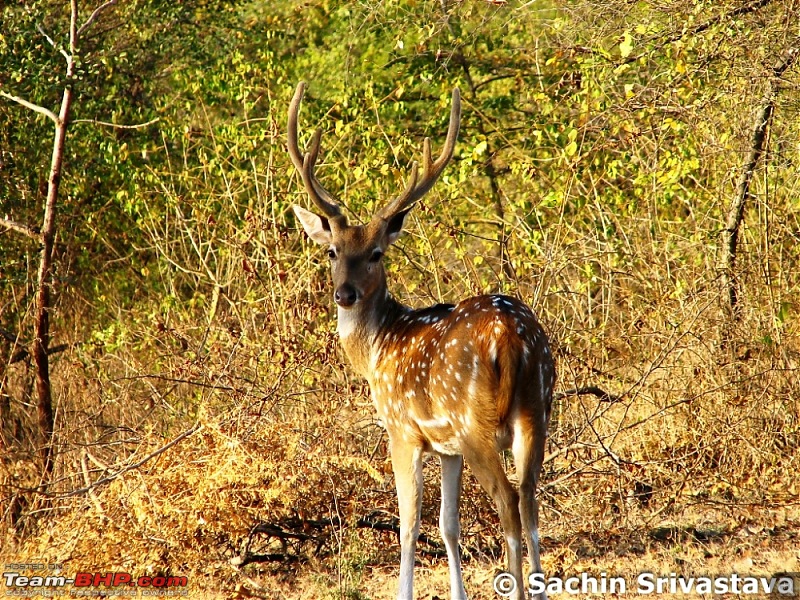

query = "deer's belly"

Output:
[[428, 438, 461, 455], [410, 415, 457, 455]]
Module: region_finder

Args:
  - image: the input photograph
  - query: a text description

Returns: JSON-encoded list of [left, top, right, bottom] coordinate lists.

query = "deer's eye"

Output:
[[369, 249, 384, 263], [327, 248, 337, 260]]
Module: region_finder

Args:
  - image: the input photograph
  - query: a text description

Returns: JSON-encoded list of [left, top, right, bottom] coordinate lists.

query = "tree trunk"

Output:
[[722, 47, 798, 319], [33, 84, 73, 479]]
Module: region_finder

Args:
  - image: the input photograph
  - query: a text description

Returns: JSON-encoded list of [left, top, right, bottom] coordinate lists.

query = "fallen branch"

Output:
[[232, 553, 301, 566], [249, 514, 444, 554], [356, 515, 446, 556], [235, 512, 513, 568]]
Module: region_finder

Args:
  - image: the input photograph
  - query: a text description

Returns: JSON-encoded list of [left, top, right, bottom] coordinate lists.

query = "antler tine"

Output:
[[287, 82, 307, 171], [287, 82, 342, 218], [398, 161, 419, 201], [378, 87, 461, 221]]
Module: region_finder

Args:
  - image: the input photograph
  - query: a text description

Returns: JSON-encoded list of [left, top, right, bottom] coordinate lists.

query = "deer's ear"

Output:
[[293, 205, 332, 245], [386, 209, 411, 245]]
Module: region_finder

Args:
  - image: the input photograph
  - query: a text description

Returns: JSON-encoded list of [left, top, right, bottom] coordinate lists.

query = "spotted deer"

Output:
[[288, 82, 555, 600]]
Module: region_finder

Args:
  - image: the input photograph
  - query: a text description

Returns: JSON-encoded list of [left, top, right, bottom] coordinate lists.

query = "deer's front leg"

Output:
[[390, 439, 424, 600]]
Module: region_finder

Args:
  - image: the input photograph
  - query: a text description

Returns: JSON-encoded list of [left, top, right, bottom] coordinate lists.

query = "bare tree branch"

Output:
[[69, 0, 78, 55], [34, 22, 72, 63], [11, 343, 71, 365], [663, 0, 775, 46], [0, 91, 59, 124], [30, 424, 203, 498], [71, 117, 161, 129], [77, 0, 120, 38], [33, 69, 76, 480], [0, 217, 43, 242], [614, 0, 778, 66], [555, 386, 622, 403]]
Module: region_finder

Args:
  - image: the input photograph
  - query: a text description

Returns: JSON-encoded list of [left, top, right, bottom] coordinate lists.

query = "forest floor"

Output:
[[230, 501, 800, 599]]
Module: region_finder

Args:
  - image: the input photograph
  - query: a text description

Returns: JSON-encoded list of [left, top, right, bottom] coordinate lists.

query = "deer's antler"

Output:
[[377, 87, 461, 221], [287, 82, 342, 218]]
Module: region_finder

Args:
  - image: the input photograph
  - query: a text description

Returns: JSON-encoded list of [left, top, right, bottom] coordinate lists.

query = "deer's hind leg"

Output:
[[512, 362, 553, 599], [461, 440, 526, 600]]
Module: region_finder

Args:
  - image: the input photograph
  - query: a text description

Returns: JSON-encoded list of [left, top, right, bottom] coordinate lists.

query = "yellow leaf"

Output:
[[565, 140, 578, 157], [619, 32, 633, 58], [624, 83, 635, 98]]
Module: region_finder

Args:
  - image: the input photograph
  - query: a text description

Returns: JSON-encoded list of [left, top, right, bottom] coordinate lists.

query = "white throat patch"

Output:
[[337, 306, 359, 339]]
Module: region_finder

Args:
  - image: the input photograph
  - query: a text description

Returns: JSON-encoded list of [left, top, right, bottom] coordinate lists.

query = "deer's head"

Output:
[[288, 82, 461, 309]]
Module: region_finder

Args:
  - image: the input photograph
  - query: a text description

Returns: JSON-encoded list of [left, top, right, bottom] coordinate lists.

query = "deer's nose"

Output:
[[334, 284, 358, 308]]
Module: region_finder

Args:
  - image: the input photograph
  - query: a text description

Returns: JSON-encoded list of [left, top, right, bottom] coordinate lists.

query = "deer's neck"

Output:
[[337, 289, 406, 378]]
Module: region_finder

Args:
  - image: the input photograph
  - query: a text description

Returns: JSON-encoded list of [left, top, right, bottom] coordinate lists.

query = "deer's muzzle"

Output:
[[334, 284, 359, 308]]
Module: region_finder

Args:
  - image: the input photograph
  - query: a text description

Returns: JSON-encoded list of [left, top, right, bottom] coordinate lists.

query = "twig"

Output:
[[0, 91, 58, 124], [544, 441, 602, 465], [113, 373, 235, 392], [0, 326, 20, 344], [556, 346, 617, 380]]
